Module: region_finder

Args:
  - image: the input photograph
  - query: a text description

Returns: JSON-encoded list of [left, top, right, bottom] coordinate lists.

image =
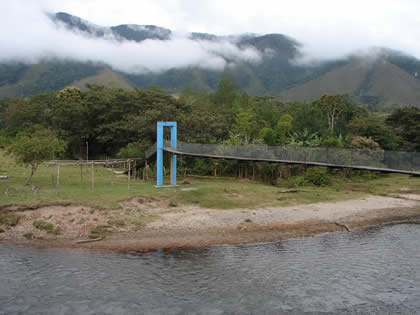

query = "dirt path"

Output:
[[1, 194, 420, 252]]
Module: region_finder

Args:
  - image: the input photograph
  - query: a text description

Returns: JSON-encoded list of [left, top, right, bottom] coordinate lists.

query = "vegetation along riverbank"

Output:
[[1, 150, 419, 251]]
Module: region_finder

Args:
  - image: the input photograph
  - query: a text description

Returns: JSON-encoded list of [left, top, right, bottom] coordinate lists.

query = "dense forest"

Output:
[[0, 74, 419, 183]]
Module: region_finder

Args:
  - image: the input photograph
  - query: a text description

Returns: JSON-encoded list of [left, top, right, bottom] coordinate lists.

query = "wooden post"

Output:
[[80, 164, 83, 182], [57, 165, 60, 186], [91, 163, 94, 191], [57, 165, 60, 195], [111, 163, 114, 186], [128, 159, 131, 192]]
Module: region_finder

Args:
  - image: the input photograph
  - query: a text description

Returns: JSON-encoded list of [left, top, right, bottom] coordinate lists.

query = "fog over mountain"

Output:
[[0, 3, 261, 74], [1, 3, 420, 108]]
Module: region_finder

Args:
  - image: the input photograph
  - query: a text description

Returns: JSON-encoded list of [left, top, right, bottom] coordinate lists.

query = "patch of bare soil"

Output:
[[1, 194, 420, 252]]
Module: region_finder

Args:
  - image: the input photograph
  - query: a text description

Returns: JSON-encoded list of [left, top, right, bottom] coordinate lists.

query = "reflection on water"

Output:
[[1, 224, 420, 314]]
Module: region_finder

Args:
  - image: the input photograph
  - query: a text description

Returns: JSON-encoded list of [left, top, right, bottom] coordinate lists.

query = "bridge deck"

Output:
[[163, 147, 420, 176]]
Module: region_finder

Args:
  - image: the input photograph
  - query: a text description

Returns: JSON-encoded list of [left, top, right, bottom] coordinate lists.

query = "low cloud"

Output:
[[0, 2, 261, 73]]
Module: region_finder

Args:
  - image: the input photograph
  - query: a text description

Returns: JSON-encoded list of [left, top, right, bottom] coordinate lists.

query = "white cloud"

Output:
[[2, 0, 420, 69], [0, 2, 261, 73]]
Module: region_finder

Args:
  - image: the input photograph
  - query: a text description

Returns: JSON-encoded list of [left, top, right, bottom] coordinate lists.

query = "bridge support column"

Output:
[[156, 122, 177, 187]]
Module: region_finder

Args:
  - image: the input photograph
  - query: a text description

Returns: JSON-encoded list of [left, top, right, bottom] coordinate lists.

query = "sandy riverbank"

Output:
[[1, 193, 420, 252]]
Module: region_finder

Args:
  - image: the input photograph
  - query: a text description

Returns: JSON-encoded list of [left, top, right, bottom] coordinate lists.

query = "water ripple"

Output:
[[0, 224, 419, 314]]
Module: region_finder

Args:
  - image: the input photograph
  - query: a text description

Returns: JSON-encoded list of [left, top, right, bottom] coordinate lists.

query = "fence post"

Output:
[[128, 159, 131, 192], [91, 163, 94, 191], [412, 152, 414, 172], [56, 165, 60, 195]]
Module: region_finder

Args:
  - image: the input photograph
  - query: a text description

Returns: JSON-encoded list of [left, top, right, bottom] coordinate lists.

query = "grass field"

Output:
[[1, 150, 419, 210]]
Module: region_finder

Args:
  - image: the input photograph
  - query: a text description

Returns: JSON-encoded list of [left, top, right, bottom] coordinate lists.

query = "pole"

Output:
[[170, 123, 177, 186], [157, 123, 163, 186], [57, 165, 60, 193], [128, 159, 131, 192], [91, 163, 94, 191]]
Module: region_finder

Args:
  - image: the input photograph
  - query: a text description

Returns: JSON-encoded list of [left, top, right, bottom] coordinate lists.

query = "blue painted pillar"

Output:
[[156, 121, 177, 186], [156, 122, 164, 186], [171, 123, 177, 186]]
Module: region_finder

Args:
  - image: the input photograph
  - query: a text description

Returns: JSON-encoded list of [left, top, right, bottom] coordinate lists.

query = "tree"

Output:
[[259, 127, 276, 146], [348, 116, 398, 150], [212, 73, 239, 112], [293, 102, 326, 134], [386, 107, 420, 151], [7, 129, 67, 185], [232, 110, 257, 144], [316, 94, 352, 132], [275, 114, 293, 145]]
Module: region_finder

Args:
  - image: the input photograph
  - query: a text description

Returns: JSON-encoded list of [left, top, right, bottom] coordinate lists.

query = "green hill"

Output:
[[71, 68, 135, 91], [279, 56, 420, 107]]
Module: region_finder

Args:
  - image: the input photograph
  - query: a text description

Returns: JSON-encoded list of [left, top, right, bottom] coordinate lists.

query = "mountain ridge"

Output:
[[0, 12, 419, 108]]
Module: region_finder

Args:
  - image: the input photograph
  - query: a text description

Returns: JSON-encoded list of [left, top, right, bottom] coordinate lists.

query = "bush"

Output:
[[0, 213, 20, 227], [285, 176, 306, 188], [117, 142, 148, 159], [304, 167, 331, 186], [23, 232, 34, 239], [89, 225, 109, 238], [351, 136, 383, 151], [33, 220, 60, 234]]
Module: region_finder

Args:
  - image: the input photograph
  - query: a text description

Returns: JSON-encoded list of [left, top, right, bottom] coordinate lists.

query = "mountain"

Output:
[[70, 68, 135, 92], [0, 12, 420, 108], [279, 53, 420, 107], [0, 60, 102, 98]]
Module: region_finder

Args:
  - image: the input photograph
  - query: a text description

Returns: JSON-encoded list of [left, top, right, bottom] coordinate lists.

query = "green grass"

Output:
[[1, 149, 419, 210], [32, 220, 61, 234]]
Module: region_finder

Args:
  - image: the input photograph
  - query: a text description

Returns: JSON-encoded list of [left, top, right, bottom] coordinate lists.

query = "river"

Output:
[[1, 223, 419, 314]]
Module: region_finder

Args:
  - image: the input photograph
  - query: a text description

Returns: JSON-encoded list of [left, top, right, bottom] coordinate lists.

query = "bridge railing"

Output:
[[145, 144, 157, 159], [166, 141, 420, 172]]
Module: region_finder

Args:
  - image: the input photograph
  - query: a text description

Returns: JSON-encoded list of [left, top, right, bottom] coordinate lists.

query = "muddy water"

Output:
[[1, 223, 420, 314]]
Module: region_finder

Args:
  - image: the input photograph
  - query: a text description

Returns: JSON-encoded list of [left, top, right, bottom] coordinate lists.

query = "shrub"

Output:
[[33, 220, 60, 234], [285, 176, 306, 188], [304, 167, 331, 186], [351, 136, 383, 151], [117, 142, 148, 159], [89, 225, 109, 238], [23, 232, 34, 239], [0, 213, 20, 227]]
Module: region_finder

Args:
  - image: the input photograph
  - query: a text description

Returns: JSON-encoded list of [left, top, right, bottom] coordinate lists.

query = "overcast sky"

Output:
[[1, 0, 420, 72]]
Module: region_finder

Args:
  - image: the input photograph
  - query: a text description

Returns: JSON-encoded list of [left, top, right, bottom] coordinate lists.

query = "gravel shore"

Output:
[[1, 194, 420, 252]]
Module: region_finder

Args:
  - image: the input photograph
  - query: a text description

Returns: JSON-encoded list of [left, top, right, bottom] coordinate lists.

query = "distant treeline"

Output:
[[0, 74, 419, 162]]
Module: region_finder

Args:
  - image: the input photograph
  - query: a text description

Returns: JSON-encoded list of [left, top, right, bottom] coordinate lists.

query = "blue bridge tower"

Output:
[[156, 122, 177, 186]]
